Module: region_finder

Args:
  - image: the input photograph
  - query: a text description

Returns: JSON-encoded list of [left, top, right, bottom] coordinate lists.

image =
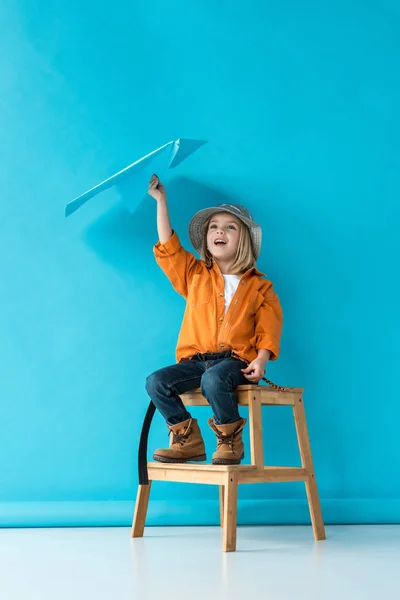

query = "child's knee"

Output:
[[200, 369, 225, 395], [145, 370, 165, 395]]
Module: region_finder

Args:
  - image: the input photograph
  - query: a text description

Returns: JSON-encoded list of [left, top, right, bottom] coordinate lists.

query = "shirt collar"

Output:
[[210, 261, 265, 278]]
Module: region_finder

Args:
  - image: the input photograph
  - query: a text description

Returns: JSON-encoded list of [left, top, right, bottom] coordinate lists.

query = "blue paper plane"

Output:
[[65, 138, 207, 217]]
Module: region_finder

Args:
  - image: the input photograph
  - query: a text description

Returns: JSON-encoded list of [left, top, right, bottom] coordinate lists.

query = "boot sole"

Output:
[[212, 453, 245, 466], [152, 454, 207, 464]]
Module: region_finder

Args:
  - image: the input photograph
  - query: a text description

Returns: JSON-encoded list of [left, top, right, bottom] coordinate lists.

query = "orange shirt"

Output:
[[154, 231, 283, 364]]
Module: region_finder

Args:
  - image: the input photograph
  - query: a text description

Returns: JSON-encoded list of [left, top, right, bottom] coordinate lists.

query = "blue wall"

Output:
[[1, 0, 399, 527]]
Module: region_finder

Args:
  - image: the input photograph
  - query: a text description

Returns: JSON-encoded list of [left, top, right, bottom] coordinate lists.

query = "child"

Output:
[[146, 174, 283, 465]]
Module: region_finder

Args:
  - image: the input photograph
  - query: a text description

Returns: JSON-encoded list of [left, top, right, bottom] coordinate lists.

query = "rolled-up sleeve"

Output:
[[250, 285, 283, 361], [154, 231, 201, 298]]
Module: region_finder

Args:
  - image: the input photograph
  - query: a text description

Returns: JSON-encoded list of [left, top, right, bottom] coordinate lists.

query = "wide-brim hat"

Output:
[[189, 203, 262, 259]]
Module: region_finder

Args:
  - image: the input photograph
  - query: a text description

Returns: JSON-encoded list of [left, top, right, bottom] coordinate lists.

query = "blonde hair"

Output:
[[200, 214, 257, 274]]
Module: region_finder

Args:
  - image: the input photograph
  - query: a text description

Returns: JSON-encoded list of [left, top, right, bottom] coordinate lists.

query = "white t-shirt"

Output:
[[222, 274, 241, 313]]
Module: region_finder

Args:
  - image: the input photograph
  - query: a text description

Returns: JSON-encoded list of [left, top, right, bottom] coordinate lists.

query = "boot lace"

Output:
[[171, 431, 190, 446], [169, 420, 192, 447], [217, 432, 236, 453]]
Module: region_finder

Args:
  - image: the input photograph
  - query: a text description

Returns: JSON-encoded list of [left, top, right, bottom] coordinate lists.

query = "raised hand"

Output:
[[148, 174, 167, 203]]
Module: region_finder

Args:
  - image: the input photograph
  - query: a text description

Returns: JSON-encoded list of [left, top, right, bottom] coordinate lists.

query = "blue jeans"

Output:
[[145, 352, 255, 425]]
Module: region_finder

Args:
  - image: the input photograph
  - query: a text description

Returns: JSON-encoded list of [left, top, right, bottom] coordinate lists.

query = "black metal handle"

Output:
[[138, 401, 156, 485]]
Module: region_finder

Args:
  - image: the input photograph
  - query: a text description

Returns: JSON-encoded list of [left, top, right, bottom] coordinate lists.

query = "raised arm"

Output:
[[148, 174, 201, 298], [148, 174, 173, 244]]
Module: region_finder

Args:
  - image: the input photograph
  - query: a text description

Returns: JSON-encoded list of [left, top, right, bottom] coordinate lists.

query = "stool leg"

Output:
[[305, 473, 326, 541], [219, 485, 224, 527], [222, 473, 238, 552], [248, 392, 264, 468], [131, 483, 152, 538], [293, 398, 326, 541]]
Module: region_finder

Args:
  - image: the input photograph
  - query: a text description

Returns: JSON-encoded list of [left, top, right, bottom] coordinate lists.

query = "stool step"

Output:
[[147, 462, 307, 485], [181, 387, 304, 406]]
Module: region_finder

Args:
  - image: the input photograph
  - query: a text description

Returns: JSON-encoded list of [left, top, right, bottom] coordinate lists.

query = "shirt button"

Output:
[[220, 344, 224, 348], [220, 293, 224, 296], [219, 317, 223, 321]]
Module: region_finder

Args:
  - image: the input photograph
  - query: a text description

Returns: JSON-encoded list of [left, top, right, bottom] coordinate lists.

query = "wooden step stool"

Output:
[[131, 384, 326, 551]]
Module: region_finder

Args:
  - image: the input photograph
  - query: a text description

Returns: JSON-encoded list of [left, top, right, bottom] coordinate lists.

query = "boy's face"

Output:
[[206, 212, 242, 262]]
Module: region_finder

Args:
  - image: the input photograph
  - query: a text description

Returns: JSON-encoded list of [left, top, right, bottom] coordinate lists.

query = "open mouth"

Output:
[[214, 239, 227, 247]]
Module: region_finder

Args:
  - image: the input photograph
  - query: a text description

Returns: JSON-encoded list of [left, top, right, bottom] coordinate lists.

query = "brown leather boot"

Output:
[[153, 418, 206, 463], [208, 417, 247, 465]]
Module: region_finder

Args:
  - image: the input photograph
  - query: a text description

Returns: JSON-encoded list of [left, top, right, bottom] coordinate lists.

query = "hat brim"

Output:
[[189, 206, 262, 259]]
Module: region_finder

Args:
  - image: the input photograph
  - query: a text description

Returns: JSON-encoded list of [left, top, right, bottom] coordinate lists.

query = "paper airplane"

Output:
[[65, 138, 207, 217]]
